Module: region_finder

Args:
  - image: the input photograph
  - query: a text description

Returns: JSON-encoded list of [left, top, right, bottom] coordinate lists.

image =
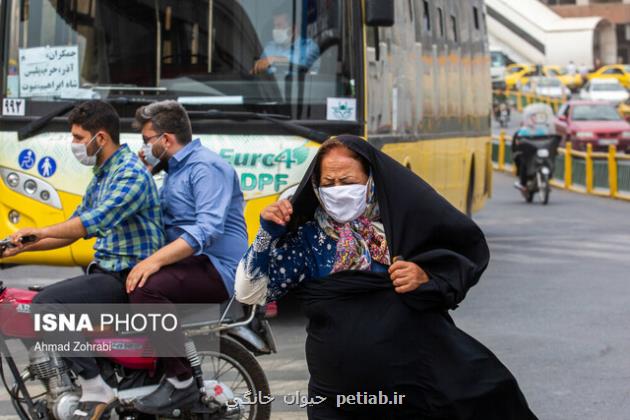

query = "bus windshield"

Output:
[[2, 0, 360, 120]]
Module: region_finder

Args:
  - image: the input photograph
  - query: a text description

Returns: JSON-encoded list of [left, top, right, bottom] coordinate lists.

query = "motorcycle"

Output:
[[493, 98, 510, 128], [0, 237, 276, 420], [512, 103, 560, 205], [497, 102, 510, 128], [514, 135, 560, 205]]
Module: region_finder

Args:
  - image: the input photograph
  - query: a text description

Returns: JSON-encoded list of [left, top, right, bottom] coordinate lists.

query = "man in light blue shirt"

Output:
[[252, 9, 320, 75], [126, 100, 248, 415]]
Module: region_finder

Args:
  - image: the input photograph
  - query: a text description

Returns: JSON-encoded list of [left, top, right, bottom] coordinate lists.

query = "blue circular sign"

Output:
[[37, 156, 56, 178], [18, 149, 36, 170]]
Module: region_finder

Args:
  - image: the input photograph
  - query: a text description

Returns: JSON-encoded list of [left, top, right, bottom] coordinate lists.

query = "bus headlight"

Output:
[[6, 172, 19, 188], [24, 179, 37, 195], [621, 131, 630, 139], [0, 167, 62, 209]]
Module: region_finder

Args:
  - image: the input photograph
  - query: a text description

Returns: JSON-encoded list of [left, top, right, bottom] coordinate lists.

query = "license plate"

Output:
[[537, 149, 550, 158], [598, 139, 618, 145]]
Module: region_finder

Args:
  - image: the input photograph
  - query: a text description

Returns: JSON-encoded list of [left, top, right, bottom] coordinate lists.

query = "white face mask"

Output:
[[272, 28, 291, 45], [71, 134, 101, 166], [318, 183, 368, 224], [142, 135, 165, 167]]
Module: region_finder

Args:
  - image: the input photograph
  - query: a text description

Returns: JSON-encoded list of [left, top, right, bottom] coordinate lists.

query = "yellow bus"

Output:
[[0, 0, 491, 267]]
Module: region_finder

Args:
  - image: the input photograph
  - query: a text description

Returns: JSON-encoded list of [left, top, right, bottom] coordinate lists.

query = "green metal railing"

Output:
[[492, 131, 630, 201]]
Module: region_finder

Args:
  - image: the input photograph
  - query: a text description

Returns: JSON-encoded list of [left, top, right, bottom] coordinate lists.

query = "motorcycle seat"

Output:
[[179, 305, 226, 328]]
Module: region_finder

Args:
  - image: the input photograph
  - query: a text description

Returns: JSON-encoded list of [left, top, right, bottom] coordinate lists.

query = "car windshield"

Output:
[[592, 83, 625, 92], [572, 105, 622, 121], [2, 0, 359, 119], [538, 78, 561, 87]]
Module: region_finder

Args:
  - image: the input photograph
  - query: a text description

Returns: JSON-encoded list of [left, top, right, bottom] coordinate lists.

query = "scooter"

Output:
[[493, 99, 510, 128], [514, 135, 560, 205], [498, 102, 510, 128], [0, 237, 276, 420]]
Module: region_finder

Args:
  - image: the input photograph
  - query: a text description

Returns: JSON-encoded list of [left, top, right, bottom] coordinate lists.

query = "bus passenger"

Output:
[[252, 9, 320, 75], [126, 100, 248, 415], [2, 100, 165, 419]]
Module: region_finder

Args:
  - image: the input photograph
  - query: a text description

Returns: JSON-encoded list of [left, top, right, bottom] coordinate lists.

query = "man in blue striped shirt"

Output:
[[4, 101, 165, 419]]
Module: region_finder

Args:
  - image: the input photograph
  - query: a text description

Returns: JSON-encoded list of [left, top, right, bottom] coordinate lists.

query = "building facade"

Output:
[[543, 0, 630, 64]]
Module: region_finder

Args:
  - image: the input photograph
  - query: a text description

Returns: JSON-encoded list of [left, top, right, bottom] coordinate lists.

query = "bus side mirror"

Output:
[[365, 0, 394, 27]]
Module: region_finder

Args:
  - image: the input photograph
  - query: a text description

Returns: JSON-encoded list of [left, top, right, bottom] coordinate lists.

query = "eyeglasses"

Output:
[[142, 133, 164, 145]]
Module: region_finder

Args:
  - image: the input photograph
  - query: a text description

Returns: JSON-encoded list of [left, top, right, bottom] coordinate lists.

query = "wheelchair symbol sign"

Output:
[[38, 157, 56, 178], [18, 149, 36, 170]]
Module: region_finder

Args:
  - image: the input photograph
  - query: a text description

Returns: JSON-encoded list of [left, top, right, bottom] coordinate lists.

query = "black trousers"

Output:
[[129, 255, 228, 379], [32, 265, 129, 379]]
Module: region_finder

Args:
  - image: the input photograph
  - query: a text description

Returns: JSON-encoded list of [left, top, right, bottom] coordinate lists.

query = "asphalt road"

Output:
[[2, 142, 630, 419]]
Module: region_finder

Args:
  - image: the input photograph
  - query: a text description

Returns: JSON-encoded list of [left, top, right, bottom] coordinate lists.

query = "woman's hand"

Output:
[[388, 261, 429, 293], [261, 199, 293, 226], [126, 257, 161, 293]]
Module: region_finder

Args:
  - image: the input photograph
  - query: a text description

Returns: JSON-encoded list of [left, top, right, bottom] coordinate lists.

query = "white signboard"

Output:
[[2, 98, 25, 116], [19, 46, 79, 97], [326, 97, 357, 121]]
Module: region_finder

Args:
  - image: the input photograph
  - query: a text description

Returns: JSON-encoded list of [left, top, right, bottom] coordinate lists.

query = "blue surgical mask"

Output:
[[142, 135, 166, 167]]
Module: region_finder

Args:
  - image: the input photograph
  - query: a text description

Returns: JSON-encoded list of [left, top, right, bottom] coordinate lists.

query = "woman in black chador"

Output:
[[236, 135, 537, 420]]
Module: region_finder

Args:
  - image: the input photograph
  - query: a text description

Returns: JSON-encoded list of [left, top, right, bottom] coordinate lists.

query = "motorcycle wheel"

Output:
[[538, 173, 550, 205], [525, 191, 534, 203], [192, 335, 272, 420], [95, 336, 271, 420], [541, 185, 550, 205]]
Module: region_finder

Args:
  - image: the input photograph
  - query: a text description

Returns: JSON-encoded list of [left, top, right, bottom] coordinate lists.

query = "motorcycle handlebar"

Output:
[[0, 235, 37, 254]]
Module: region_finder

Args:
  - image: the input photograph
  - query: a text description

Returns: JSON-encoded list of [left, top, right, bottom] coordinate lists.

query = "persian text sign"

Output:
[[19, 46, 79, 97]]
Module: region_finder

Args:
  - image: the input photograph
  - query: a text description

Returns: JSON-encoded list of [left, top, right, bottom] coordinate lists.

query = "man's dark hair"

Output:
[[132, 100, 192, 145], [67, 100, 120, 144]]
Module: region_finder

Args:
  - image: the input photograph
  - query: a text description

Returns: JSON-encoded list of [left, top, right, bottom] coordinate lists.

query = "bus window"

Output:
[[473, 6, 480, 31], [437, 7, 444, 38], [423, 1, 431, 33], [2, 0, 360, 120], [450, 15, 458, 42]]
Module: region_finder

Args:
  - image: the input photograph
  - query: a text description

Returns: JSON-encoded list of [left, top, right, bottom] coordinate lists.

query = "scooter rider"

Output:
[[0, 100, 165, 420], [512, 112, 549, 190], [126, 100, 248, 415]]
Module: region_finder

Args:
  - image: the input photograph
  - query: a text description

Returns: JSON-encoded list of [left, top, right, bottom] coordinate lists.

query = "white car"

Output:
[[522, 77, 570, 98], [579, 78, 629, 104]]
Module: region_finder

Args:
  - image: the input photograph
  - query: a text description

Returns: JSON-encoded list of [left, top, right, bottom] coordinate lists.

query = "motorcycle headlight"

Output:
[[622, 131, 630, 139], [537, 149, 550, 158], [575, 131, 594, 139]]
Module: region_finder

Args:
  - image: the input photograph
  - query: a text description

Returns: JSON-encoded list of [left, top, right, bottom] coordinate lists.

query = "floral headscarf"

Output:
[[313, 176, 391, 273]]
